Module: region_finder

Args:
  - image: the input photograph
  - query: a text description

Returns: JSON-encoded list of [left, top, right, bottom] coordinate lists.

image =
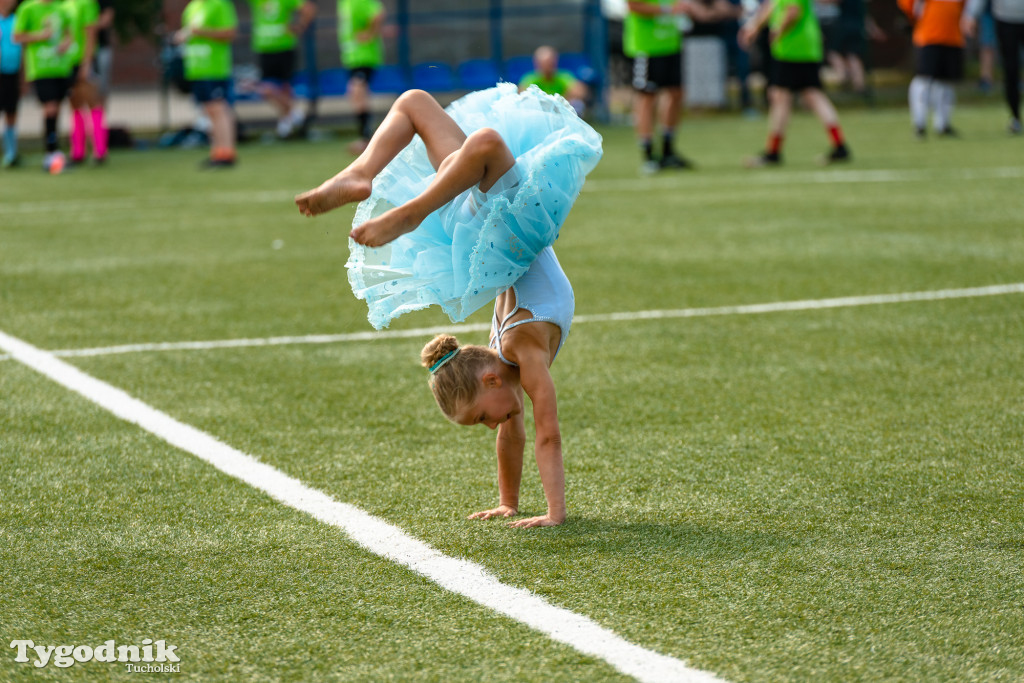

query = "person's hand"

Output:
[[508, 514, 563, 529], [738, 24, 756, 49], [173, 27, 191, 44], [467, 505, 518, 521], [960, 16, 977, 38]]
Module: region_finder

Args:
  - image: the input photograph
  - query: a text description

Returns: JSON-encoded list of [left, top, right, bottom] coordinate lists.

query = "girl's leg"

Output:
[[996, 20, 1022, 124], [69, 84, 87, 162], [909, 76, 931, 133], [767, 86, 793, 139], [350, 126, 515, 247], [296, 89, 467, 216], [801, 88, 839, 127]]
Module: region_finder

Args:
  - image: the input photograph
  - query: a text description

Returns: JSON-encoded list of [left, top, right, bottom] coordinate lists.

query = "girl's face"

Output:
[[454, 377, 522, 430]]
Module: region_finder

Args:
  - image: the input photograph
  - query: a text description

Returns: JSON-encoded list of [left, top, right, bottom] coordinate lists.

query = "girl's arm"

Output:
[[511, 346, 566, 528], [468, 400, 525, 520], [773, 3, 801, 38], [13, 26, 54, 45], [188, 25, 237, 42], [738, 0, 776, 48]]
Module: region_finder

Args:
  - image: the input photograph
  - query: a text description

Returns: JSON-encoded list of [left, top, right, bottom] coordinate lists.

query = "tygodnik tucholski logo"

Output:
[[10, 638, 181, 672]]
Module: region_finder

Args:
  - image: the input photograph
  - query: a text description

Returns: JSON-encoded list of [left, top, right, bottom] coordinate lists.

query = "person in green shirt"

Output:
[[64, 0, 107, 165], [739, 0, 850, 165], [518, 46, 588, 116], [13, 0, 74, 172], [625, 0, 713, 173], [247, 0, 315, 139], [175, 0, 238, 167], [338, 0, 385, 153]]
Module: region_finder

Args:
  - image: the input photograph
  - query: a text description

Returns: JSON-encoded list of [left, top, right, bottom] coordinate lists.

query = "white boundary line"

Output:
[[0, 328, 726, 683], [3, 166, 1024, 215], [3, 283, 1019, 362]]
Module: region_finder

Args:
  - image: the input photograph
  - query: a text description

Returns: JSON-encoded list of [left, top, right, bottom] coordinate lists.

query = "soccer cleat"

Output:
[[2, 154, 19, 168], [640, 159, 660, 175], [937, 126, 960, 138], [200, 157, 236, 169], [820, 145, 851, 165], [659, 153, 693, 170], [914, 126, 926, 140], [1009, 118, 1022, 135], [744, 151, 781, 168]]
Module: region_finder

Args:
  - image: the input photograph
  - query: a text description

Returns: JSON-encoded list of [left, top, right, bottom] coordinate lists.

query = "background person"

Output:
[[739, 0, 851, 166], [0, 0, 22, 167], [899, 0, 967, 138], [247, 0, 315, 139], [338, 0, 384, 154], [964, 0, 1024, 133], [624, 0, 714, 173], [518, 45, 589, 115], [14, 0, 73, 173], [175, 0, 237, 167], [65, 0, 108, 165]]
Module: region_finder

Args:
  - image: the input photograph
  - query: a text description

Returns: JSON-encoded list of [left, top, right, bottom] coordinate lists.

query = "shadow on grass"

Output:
[[500, 515, 800, 562]]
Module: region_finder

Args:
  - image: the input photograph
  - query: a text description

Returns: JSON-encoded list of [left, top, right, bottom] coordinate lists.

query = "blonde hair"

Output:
[[420, 334, 498, 419]]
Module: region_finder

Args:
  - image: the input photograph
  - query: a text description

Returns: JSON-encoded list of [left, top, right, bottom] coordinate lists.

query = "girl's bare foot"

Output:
[[295, 171, 372, 217], [350, 205, 424, 247]]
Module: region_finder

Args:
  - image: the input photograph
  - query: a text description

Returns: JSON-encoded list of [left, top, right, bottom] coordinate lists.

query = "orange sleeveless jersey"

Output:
[[898, 0, 966, 47]]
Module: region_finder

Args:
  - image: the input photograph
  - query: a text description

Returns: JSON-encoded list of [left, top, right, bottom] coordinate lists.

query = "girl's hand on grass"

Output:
[[508, 514, 563, 529], [468, 505, 517, 521]]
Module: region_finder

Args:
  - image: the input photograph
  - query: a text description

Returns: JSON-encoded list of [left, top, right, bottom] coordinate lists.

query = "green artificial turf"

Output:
[[2, 101, 1022, 682]]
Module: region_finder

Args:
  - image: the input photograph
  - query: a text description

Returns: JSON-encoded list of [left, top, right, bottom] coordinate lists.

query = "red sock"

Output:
[[828, 125, 845, 147], [768, 133, 783, 155]]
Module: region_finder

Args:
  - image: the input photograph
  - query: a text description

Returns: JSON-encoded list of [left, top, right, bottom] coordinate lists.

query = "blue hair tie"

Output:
[[429, 348, 460, 374]]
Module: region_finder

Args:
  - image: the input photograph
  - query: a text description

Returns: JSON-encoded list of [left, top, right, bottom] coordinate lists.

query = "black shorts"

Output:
[[348, 66, 375, 84], [832, 19, 867, 57], [191, 79, 231, 104], [0, 72, 19, 115], [772, 60, 823, 92], [33, 76, 69, 104], [916, 45, 964, 81], [258, 49, 297, 82], [630, 52, 682, 93]]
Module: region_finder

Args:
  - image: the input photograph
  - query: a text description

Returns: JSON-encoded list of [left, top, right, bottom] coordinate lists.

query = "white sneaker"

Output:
[[276, 118, 294, 138]]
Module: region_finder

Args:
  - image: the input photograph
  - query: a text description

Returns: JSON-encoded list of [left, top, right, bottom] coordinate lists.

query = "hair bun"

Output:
[[420, 334, 460, 368]]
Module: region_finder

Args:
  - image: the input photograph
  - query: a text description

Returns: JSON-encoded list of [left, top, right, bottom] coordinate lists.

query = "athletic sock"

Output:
[[640, 137, 654, 161], [2, 126, 16, 159], [661, 132, 674, 158], [909, 76, 930, 130], [827, 125, 845, 147], [357, 111, 371, 140], [934, 81, 955, 131], [71, 110, 87, 160], [91, 107, 108, 159], [768, 133, 784, 155], [44, 115, 58, 153]]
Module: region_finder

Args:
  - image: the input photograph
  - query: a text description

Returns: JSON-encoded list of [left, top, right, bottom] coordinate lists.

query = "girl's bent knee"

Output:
[[397, 89, 433, 109], [466, 128, 508, 155]]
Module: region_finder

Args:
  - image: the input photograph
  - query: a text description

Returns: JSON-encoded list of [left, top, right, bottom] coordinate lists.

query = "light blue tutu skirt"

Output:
[[346, 83, 603, 329]]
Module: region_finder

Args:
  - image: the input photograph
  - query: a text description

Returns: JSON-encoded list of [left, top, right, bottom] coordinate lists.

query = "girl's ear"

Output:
[[481, 372, 502, 389]]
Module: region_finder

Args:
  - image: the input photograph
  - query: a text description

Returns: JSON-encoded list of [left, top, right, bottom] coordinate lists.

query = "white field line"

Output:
[[3, 166, 1024, 215], [2, 283, 1019, 362], [0, 328, 725, 683]]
